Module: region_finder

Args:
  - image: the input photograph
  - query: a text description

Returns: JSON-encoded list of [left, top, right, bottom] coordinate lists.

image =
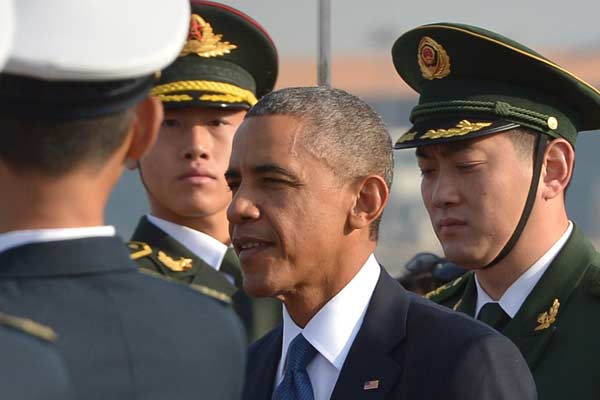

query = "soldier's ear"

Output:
[[540, 138, 574, 201], [348, 175, 389, 233], [126, 96, 164, 161]]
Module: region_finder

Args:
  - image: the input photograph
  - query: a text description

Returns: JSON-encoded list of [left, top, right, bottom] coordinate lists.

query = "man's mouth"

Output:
[[178, 169, 217, 184], [233, 236, 274, 260], [437, 217, 467, 234]]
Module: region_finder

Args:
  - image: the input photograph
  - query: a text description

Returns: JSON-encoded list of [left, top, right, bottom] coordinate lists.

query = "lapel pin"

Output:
[[363, 380, 380, 391]]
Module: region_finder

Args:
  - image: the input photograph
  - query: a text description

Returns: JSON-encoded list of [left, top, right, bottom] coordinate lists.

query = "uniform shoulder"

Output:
[[0, 312, 57, 342], [136, 267, 233, 305], [424, 272, 471, 304]]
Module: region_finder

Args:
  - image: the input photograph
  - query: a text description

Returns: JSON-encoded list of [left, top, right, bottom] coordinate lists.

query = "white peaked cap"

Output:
[[4, 0, 190, 81], [0, 0, 14, 70]]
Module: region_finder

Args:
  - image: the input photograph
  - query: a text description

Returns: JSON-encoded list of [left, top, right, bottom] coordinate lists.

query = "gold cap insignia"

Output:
[[534, 298, 560, 331], [418, 36, 451, 80], [158, 251, 193, 272], [420, 120, 492, 140], [180, 14, 237, 58], [396, 131, 417, 145]]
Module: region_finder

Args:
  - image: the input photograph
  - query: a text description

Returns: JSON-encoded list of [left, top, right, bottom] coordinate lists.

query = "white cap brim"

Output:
[[4, 0, 190, 81], [0, 0, 15, 70]]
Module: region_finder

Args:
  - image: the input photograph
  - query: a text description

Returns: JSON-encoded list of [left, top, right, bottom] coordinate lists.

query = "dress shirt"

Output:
[[475, 221, 573, 318], [0, 226, 116, 254], [275, 254, 381, 400], [147, 214, 227, 271]]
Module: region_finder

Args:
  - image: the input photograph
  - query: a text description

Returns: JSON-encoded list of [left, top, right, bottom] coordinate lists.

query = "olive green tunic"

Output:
[[427, 225, 600, 399], [128, 216, 281, 342]]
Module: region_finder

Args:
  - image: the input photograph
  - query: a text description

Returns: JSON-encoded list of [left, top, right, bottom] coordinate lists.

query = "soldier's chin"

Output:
[[441, 246, 487, 270]]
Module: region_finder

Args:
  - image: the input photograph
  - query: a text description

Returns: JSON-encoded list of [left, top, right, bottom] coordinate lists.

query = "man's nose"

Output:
[[180, 126, 209, 160], [431, 172, 461, 209], [227, 188, 261, 225]]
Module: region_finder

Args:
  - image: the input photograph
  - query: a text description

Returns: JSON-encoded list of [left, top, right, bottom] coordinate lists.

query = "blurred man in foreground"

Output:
[[0, 1, 244, 399]]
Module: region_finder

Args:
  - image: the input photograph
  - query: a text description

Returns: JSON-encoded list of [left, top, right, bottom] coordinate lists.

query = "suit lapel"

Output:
[[330, 269, 407, 400], [503, 225, 594, 368], [244, 329, 282, 400], [131, 216, 236, 296]]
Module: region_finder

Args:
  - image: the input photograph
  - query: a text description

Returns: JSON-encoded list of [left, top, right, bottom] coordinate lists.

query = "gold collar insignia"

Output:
[[534, 298, 560, 331], [180, 14, 237, 58], [158, 251, 193, 272]]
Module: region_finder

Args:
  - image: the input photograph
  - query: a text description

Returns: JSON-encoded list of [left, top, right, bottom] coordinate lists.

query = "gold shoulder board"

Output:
[[137, 268, 232, 305], [0, 312, 57, 342]]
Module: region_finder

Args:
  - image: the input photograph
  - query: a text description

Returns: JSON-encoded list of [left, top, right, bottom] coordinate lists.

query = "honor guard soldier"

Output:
[[393, 23, 600, 399], [0, 2, 72, 399], [0, 1, 244, 399], [128, 0, 281, 342]]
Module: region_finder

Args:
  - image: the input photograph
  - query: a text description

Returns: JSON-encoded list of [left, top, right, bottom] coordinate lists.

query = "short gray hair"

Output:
[[247, 86, 394, 240]]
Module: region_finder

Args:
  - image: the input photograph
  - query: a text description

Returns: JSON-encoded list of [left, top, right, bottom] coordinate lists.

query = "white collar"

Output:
[[475, 221, 573, 318], [146, 214, 227, 271], [0, 226, 116, 254], [278, 254, 380, 377]]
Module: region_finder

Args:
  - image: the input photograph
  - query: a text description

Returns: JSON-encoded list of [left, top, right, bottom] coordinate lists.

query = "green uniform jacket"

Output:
[[129, 216, 280, 342], [427, 225, 600, 399]]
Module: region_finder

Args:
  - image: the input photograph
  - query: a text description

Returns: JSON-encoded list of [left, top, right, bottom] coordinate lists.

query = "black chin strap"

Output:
[[483, 134, 548, 269]]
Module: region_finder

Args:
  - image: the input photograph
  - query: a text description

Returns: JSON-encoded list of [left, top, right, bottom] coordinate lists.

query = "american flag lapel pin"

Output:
[[363, 380, 380, 391]]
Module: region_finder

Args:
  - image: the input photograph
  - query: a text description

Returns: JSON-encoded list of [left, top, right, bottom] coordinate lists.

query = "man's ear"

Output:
[[126, 96, 163, 162], [540, 138, 574, 201], [348, 175, 389, 231]]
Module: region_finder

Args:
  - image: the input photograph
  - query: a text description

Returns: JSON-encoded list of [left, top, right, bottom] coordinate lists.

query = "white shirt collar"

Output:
[[146, 214, 227, 271], [0, 226, 116, 254], [475, 221, 573, 318], [277, 254, 381, 379]]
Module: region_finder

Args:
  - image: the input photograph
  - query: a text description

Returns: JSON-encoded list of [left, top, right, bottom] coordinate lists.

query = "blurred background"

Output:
[[107, 0, 600, 276]]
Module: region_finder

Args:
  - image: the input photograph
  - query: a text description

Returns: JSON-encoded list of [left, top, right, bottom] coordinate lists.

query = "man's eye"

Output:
[[420, 168, 434, 177], [457, 162, 483, 171], [208, 119, 228, 127], [162, 119, 180, 128]]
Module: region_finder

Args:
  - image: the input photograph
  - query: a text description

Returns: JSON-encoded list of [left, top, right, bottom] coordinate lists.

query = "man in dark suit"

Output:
[[129, 0, 281, 341], [0, 1, 244, 399], [0, 312, 72, 399], [392, 23, 600, 400], [225, 86, 537, 399]]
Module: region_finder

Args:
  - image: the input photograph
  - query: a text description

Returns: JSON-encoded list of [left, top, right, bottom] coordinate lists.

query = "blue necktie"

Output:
[[272, 333, 318, 400]]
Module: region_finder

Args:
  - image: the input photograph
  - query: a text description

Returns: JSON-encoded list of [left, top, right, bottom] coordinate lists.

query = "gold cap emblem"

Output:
[[418, 36, 451, 80], [180, 14, 237, 58]]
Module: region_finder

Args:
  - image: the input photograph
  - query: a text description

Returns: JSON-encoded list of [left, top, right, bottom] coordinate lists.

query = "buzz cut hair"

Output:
[[0, 110, 134, 177], [246, 86, 394, 240]]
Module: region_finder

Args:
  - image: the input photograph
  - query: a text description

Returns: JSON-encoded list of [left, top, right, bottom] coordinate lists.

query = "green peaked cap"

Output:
[[392, 23, 600, 149], [152, 1, 278, 110]]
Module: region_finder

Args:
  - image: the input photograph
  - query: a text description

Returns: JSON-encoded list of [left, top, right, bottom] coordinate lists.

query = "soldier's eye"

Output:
[[162, 119, 181, 128]]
